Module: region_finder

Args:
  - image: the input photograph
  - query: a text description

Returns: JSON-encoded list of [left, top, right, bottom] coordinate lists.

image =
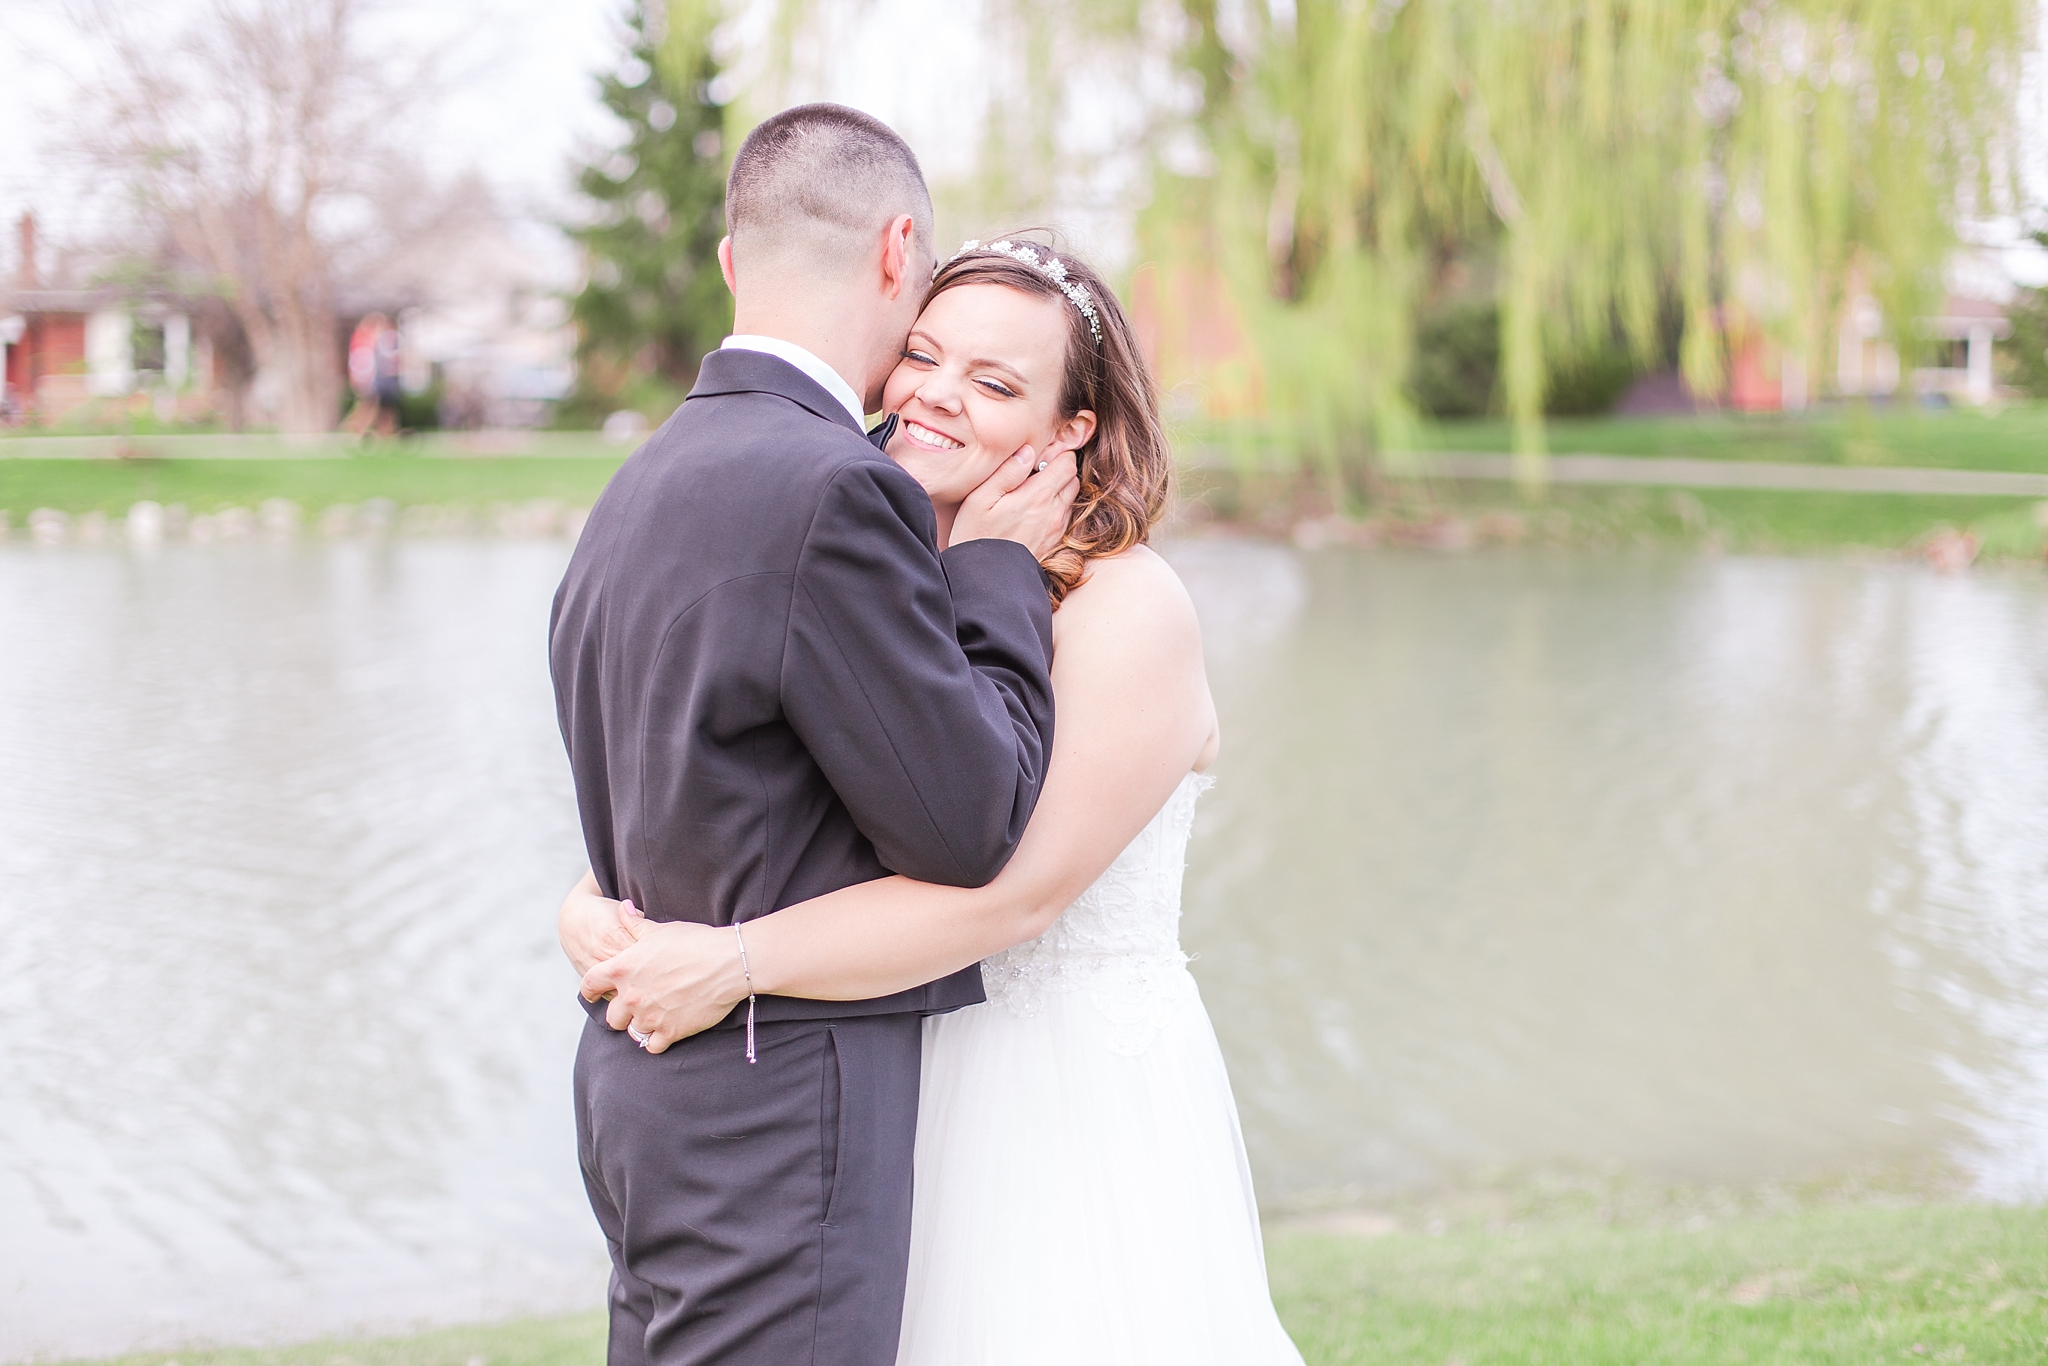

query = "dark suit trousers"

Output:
[[574, 1006, 923, 1366]]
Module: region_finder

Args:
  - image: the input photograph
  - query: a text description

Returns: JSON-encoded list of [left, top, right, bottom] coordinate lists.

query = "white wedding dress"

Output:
[[895, 773, 1305, 1365]]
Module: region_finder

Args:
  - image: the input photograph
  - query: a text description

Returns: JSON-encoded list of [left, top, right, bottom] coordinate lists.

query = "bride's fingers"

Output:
[[580, 958, 620, 1002], [604, 992, 642, 1033]]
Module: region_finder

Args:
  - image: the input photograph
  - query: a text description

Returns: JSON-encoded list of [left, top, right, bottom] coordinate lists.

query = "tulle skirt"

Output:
[[895, 967, 1305, 1365]]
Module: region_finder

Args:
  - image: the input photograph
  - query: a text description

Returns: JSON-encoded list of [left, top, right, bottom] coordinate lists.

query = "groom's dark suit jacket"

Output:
[[550, 348, 1057, 1023]]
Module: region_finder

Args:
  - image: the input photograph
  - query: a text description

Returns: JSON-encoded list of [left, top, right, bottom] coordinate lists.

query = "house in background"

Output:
[[1906, 295, 2008, 405], [337, 183, 577, 431], [1, 214, 215, 425], [1725, 241, 2021, 414], [4, 200, 575, 432], [1725, 289, 2011, 414], [388, 216, 576, 430]]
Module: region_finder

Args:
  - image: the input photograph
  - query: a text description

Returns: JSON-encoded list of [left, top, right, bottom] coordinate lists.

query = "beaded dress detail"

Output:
[[979, 772, 1210, 1052], [895, 774, 1304, 1366]]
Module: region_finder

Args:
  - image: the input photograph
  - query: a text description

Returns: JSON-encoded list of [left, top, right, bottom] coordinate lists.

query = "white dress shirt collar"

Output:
[[719, 334, 866, 429]]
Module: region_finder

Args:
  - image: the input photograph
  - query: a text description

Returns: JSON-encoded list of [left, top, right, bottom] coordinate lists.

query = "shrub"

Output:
[[1409, 301, 1640, 419]]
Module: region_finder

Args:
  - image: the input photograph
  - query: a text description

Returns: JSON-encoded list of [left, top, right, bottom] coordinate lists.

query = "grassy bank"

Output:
[[1185, 472, 2048, 560], [61, 1203, 2048, 1366], [7, 407, 2048, 560], [1175, 405, 2048, 560]]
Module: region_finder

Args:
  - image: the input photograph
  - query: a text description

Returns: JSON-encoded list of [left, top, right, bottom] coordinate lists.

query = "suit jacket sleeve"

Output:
[[782, 460, 1055, 887]]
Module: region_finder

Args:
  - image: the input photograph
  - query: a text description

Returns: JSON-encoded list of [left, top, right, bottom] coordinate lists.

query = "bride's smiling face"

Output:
[[882, 282, 1096, 520]]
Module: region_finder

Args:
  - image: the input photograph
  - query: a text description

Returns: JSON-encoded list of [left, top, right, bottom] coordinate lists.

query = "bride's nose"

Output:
[[916, 373, 964, 416]]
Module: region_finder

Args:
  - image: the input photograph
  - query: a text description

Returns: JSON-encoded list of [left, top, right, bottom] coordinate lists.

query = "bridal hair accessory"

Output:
[[733, 921, 758, 1064], [950, 240, 1103, 344]]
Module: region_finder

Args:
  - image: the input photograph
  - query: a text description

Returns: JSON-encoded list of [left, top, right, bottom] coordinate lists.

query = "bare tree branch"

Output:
[[59, 0, 444, 432]]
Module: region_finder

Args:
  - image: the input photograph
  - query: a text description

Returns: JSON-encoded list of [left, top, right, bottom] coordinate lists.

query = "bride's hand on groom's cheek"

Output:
[[579, 920, 748, 1054]]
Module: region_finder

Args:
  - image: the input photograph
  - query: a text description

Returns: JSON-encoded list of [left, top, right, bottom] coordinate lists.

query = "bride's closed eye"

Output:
[[902, 348, 937, 366], [975, 377, 1019, 399]]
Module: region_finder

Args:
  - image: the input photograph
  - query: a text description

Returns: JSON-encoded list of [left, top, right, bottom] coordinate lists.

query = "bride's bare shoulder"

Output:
[[1056, 544, 1199, 641]]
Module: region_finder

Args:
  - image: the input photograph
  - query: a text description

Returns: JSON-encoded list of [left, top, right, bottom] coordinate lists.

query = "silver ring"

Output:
[[627, 1025, 650, 1047], [1036, 460, 1048, 472]]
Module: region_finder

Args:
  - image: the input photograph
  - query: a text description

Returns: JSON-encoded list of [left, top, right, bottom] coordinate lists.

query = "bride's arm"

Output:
[[581, 549, 1219, 1050]]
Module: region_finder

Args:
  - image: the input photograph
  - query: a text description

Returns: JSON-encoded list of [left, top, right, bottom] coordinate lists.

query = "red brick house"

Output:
[[2, 213, 212, 425]]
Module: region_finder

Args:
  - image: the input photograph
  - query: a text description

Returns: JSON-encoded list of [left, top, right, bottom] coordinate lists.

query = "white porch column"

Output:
[[1781, 350, 1808, 412], [85, 309, 134, 396], [1965, 323, 1994, 405], [0, 314, 22, 408], [165, 313, 191, 388]]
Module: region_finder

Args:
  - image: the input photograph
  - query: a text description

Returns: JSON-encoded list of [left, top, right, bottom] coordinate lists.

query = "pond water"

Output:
[[2, 537, 2045, 1357]]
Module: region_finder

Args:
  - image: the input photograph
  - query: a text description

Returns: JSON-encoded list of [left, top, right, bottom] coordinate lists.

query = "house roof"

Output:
[[1924, 293, 2013, 339], [1935, 294, 2009, 321], [1, 286, 209, 318], [1, 287, 122, 315]]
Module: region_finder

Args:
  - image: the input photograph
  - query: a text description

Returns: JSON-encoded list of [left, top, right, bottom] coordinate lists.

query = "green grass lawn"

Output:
[[1400, 403, 2048, 473], [0, 456, 626, 519], [1271, 1205, 2048, 1364], [63, 1204, 2048, 1366], [1180, 403, 2048, 474], [67, 1314, 609, 1366]]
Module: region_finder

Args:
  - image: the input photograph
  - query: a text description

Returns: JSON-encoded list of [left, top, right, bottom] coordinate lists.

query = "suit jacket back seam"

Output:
[[634, 569, 797, 915]]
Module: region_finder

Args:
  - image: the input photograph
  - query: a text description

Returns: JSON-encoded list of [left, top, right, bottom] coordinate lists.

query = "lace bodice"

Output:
[[979, 772, 1212, 1052]]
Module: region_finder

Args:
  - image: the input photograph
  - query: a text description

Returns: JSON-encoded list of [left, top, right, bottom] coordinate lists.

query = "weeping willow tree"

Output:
[[728, 0, 1161, 249], [1153, 0, 2033, 489], [662, 0, 2033, 487]]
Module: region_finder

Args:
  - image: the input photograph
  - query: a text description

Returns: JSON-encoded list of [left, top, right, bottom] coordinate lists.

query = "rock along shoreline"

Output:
[[3, 498, 592, 547]]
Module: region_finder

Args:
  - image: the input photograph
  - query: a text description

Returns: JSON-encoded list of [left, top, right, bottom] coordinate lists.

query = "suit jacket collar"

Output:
[[687, 348, 865, 435]]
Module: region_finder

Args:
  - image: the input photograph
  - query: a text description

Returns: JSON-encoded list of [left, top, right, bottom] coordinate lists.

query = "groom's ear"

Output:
[[878, 215, 918, 300], [718, 237, 738, 296]]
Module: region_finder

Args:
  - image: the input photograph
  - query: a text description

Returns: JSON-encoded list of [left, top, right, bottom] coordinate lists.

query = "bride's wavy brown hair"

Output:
[[923, 239, 1172, 606]]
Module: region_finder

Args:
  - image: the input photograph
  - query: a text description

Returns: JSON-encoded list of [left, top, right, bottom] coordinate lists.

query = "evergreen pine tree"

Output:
[[568, 4, 730, 402]]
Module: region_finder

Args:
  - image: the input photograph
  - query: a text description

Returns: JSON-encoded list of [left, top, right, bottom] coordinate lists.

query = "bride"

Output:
[[563, 238, 1304, 1365]]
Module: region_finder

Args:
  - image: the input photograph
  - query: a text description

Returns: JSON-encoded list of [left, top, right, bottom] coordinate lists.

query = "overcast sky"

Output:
[[1, 0, 2042, 286], [0, 0, 1054, 264], [0, 0, 628, 248]]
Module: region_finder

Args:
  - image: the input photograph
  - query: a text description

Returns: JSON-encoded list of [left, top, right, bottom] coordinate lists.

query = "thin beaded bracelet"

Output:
[[733, 921, 758, 1064]]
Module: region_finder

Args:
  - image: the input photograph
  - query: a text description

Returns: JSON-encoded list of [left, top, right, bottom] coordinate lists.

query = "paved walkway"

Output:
[[1415, 452, 2048, 498]]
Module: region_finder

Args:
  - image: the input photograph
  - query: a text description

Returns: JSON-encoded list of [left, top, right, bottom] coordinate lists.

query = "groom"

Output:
[[549, 105, 1075, 1366]]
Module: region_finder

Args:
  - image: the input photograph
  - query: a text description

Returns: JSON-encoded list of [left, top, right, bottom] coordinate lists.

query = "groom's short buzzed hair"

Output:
[[725, 103, 934, 274]]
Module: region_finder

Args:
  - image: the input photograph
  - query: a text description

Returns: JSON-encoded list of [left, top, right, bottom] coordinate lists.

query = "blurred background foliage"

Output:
[[1145, 0, 2030, 488], [567, 0, 2035, 488], [561, 0, 735, 428], [2008, 234, 2048, 396]]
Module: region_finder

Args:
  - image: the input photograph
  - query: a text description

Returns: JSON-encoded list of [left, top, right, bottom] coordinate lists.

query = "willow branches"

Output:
[[1153, 0, 2033, 485]]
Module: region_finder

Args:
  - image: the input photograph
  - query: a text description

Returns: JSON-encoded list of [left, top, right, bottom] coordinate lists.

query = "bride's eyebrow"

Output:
[[966, 357, 1028, 386]]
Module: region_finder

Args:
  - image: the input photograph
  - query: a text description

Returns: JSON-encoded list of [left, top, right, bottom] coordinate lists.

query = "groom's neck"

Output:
[[731, 286, 881, 414]]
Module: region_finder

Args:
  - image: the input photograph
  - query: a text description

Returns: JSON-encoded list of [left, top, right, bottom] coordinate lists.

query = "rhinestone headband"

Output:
[[948, 239, 1103, 344]]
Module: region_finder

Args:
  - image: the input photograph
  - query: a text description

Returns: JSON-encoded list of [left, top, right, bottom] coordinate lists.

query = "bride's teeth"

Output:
[[908, 422, 962, 451]]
